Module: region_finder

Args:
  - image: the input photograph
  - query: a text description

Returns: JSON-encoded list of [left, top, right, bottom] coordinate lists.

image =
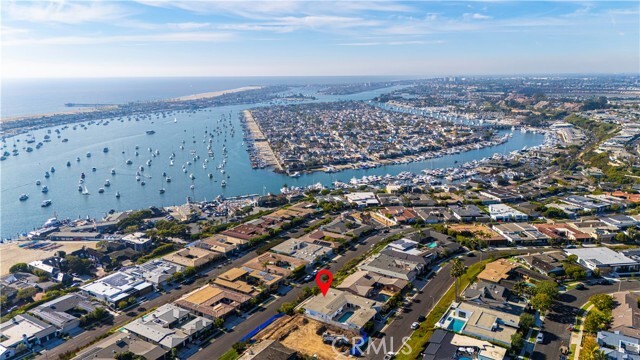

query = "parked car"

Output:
[[411, 322, 420, 330], [536, 332, 544, 344], [575, 283, 585, 290], [418, 315, 426, 322], [384, 352, 395, 360], [303, 275, 313, 282]]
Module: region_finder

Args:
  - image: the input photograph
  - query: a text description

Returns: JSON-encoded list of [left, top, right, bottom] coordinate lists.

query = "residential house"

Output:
[[303, 288, 381, 333], [492, 223, 549, 245], [477, 259, 517, 284], [270, 238, 333, 265], [336, 270, 407, 299], [242, 252, 308, 278], [610, 292, 640, 338], [488, 204, 529, 222], [565, 248, 640, 275], [597, 331, 640, 360], [359, 252, 425, 281], [0, 314, 57, 360], [423, 329, 507, 360], [30, 293, 101, 334], [123, 304, 213, 350], [73, 333, 168, 360], [449, 205, 490, 223], [175, 284, 252, 320], [80, 271, 154, 307], [163, 247, 222, 268], [119, 232, 154, 251], [238, 340, 298, 360]]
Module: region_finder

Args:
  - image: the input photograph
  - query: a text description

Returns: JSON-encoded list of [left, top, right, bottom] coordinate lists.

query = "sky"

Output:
[[1, 0, 639, 78]]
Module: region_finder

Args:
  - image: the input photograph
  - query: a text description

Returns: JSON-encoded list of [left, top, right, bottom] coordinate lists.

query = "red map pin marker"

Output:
[[315, 269, 333, 296]]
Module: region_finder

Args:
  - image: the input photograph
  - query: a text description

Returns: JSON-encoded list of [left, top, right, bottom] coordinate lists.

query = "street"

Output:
[[532, 280, 640, 360]]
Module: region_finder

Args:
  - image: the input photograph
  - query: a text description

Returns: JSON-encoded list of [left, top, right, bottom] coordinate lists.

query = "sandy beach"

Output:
[[243, 110, 283, 171], [171, 86, 263, 101], [0, 241, 99, 275], [1, 86, 263, 124]]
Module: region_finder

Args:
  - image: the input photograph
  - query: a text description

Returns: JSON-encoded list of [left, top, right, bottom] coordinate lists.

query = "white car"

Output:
[[536, 333, 544, 344], [383, 352, 395, 360], [411, 322, 420, 330]]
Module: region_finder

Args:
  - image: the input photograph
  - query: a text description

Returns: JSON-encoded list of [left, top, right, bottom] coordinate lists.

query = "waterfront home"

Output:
[[123, 304, 213, 350], [175, 284, 252, 320], [48, 231, 101, 241], [479, 188, 522, 203], [344, 192, 379, 207], [73, 333, 167, 360], [303, 288, 381, 333]]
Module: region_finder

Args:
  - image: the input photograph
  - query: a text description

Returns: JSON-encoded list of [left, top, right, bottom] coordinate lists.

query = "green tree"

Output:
[[17, 287, 37, 301], [279, 302, 296, 315], [9, 263, 29, 273], [531, 293, 554, 312], [117, 300, 129, 310], [65, 255, 93, 275], [535, 280, 559, 299], [519, 313, 535, 330], [511, 332, 524, 352], [183, 266, 197, 278], [0, 295, 10, 308], [580, 336, 607, 360], [214, 317, 224, 328], [589, 294, 615, 312], [584, 311, 612, 334], [513, 281, 529, 298], [450, 258, 467, 302]]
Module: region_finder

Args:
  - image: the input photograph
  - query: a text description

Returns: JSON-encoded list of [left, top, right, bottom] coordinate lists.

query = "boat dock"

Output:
[[242, 110, 283, 171]]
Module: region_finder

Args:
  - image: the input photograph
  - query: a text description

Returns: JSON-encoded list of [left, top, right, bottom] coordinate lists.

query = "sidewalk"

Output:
[[569, 304, 593, 360]]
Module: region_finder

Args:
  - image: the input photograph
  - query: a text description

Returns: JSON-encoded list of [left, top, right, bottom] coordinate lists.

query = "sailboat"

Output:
[[82, 185, 90, 195]]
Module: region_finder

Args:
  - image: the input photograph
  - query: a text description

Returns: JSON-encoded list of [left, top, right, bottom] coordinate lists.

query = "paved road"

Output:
[[189, 228, 408, 360], [364, 250, 533, 359], [533, 280, 640, 360]]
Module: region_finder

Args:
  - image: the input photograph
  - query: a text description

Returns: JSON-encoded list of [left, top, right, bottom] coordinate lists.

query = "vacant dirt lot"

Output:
[[0, 241, 98, 275], [257, 315, 357, 360], [448, 224, 506, 241]]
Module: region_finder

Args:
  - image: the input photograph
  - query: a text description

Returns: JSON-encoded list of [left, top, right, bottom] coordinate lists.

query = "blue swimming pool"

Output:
[[337, 311, 354, 323], [374, 293, 391, 302], [447, 318, 467, 332], [459, 357, 473, 360], [427, 241, 438, 249]]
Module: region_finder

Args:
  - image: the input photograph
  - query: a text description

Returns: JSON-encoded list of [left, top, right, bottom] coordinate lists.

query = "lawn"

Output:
[[219, 348, 240, 360], [394, 258, 493, 360]]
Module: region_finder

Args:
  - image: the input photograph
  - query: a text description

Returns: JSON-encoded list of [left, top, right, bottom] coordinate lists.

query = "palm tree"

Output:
[[450, 258, 467, 302]]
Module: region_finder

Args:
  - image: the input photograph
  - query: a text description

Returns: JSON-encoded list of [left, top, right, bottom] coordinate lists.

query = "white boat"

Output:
[[41, 186, 48, 193], [166, 177, 172, 183], [111, 168, 116, 175], [190, 184, 195, 189], [82, 186, 90, 195], [36, 180, 41, 185], [189, 173, 195, 180], [115, 191, 121, 198], [126, 159, 133, 165], [169, 160, 174, 166], [19, 194, 28, 201], [289, 172, 301, 178], [98, 188, 105, 193], [159, 188, 165, 194], [41, 199, 52, 207], [104, 179, 111, 187], [221, 180, 227, 187]]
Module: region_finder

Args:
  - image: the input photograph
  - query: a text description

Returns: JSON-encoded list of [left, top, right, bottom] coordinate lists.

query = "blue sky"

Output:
[[2, 1, 638, 78]]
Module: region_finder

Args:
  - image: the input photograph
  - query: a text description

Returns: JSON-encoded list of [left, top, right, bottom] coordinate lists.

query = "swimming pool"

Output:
[[458, 357, 473, 360], [447, 318, 467, 332], [336, 311, 354, 323], [427, 241, 438, 249]]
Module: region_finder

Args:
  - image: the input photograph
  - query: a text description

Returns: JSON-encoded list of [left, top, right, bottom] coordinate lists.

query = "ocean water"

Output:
[[0, 78, 544, 239], [1, 76, 409, 118]]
